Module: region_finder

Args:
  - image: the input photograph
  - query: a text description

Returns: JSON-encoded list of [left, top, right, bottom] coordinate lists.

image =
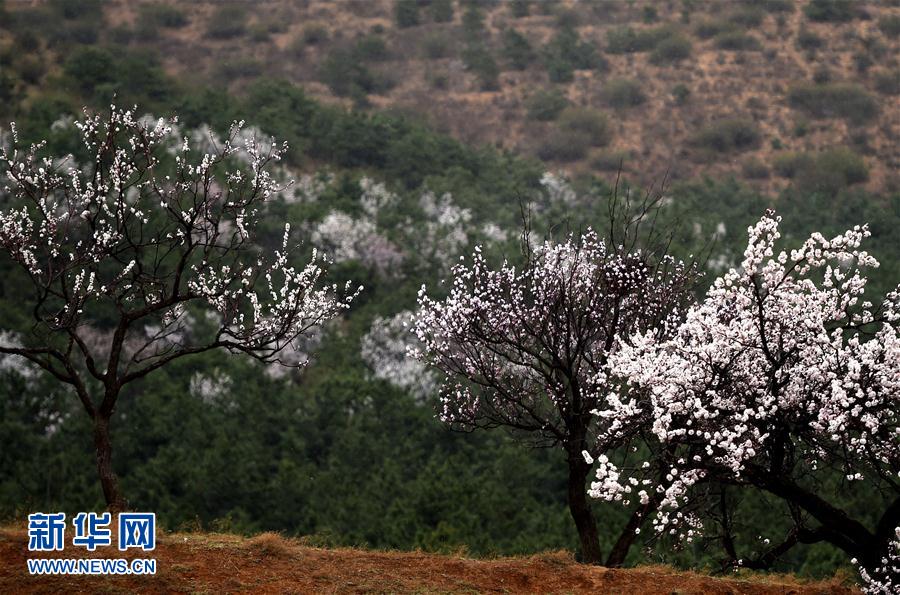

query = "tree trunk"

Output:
[[93, 414, 126, 512], [567, 456, 604, 564], [606, 497, 658, 567]]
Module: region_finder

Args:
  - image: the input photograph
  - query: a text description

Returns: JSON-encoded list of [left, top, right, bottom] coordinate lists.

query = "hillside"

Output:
[[55, 0, 900, 193], [0, 526, 856, 594]]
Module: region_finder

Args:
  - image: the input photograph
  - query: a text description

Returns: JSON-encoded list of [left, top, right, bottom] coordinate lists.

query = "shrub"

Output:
[[206, 5, 247, 39], [510, 0, 530, 18], [557, 107, 611, 146], [812, 66, 832, 84], [691, 117, 761, 153], [601, 78, 646, 108], [728, 6, 765, 28], [428, 71, 449, 90], [462, 44, 500, 91], [544, 27, 605, 83], [49, 0, 102, 20], [741, 157, 770, 179], [606, 25, 675, 54], [17, 55, 45, 84], [44, 19, 100, 47], [714, 31, 762, 51], [64, 46, 116, 94], [537, 128, 590, 162], [787, 82, 878, 124], [430, 0, 453, 23], [0, 70, 14, 104], [694, 18, 737, 40], [422, 32, 452, 59], [462, 6, 485, 40], [804, 0, 856, 22], [591, 150, 631, 171], [502, 29, 535, 70], [672, 83, 691, 105], [772, 152, 807, 178], [526, 88, 569, 121], [320, 47, 391, 97], [853, 51, 873, 74], [214, 57, 262, 79], [14, 31, 40, 52], [395, 0, 419, 28], [874, 69, 900, 96], [650, 34, 692, 64], [878, 15, 900, 39], [775, 148, 867, 194], [356, 35, 389, 62], [139, 3, 188, 29], [302, 24, 329, 45], [557, 8, 580, 29], [759, 0, 793, 12], [797, 27, 824, 50], [248, 24, 271, 43]]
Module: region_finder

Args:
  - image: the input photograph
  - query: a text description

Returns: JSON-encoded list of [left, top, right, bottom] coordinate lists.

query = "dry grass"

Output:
[[0, 524, 859, 594]]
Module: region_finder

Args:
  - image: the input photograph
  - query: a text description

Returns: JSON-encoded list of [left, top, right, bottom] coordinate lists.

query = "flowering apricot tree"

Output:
[[412, 224, 698, 565], [0, 106, 359, 510], [593, 212, 900, 585]]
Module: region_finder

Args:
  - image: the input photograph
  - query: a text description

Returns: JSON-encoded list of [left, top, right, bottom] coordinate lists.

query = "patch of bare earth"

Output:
[[0, 526, 857, 594]]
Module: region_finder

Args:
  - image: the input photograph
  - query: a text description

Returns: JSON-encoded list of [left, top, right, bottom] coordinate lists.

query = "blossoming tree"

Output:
[[412, 218, 698, 565], [0, 106, 359, 510], [593, 212, 899, 586]]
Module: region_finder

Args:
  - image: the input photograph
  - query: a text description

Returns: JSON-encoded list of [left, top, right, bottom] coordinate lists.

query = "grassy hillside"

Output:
[[0, 525, 857, 594], [2, 0, 894, 194]]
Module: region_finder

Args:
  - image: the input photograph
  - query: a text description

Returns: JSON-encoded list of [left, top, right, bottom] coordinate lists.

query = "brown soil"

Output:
[[0, 525, 858, 594]]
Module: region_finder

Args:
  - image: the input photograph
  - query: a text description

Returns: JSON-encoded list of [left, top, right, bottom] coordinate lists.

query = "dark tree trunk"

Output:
[[567, 456, 603, 564], [93, 414, 126, 512], [606, 496, 659, 567]]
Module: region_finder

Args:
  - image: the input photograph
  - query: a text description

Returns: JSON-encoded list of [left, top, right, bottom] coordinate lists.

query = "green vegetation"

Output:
[[787, 81, 879, 124], [394, 0, 419, 28], [773, 148, 868, 195], [694, 18, 738, 40], [713, 31, 762, 51], [462, 44, 500, 91], [138, 3, 188, 29], [691, 117, 761, 154], [601, 78, 646, 109], [650, 34, 692, 65], [501, 29, 535, 70], [878, 15, 900, 39], [302, 24, 329, 45], [874, 69, 900, 95], [804, 0, 857, 22], [205, 5, 247, 39], [430, 0, 454, 23], [543, 27, 605, 83], [537, 128, 590, 162], [672, 83, 691, 105], [557, 107, 611, 147], [525, 88, 569, 121], [606, 25, 677, 54], [422, 32, 452, 59]]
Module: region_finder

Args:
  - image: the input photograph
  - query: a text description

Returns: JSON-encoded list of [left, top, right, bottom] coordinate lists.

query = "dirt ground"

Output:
[[0, 525, 858, 594]]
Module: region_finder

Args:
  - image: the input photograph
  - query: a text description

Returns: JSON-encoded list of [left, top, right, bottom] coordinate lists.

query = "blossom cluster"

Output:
[[412, 228, 694, 442], [0, 105, 358, 378], [360, 310, 437, 401], [589, 211, 900, 571]]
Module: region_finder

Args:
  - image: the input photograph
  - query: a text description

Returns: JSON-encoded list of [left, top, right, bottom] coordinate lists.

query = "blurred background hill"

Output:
[[2, 0, 898, 193]]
